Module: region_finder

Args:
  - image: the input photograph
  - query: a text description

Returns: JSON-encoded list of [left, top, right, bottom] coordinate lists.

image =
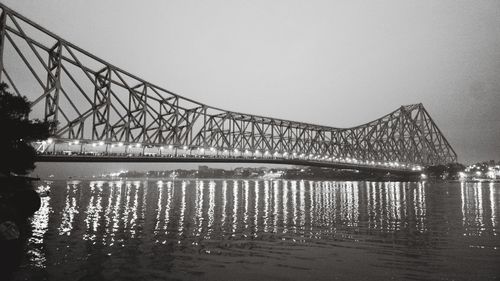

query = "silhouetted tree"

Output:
[[0, 83, 55, 176], [425, 163, 465, 180]]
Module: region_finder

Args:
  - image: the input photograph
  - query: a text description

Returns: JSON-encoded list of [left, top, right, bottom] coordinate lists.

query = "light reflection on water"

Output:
[[461, 182, 498, 237], [27, 189, 51, 268], [19, 180, 500, 280]]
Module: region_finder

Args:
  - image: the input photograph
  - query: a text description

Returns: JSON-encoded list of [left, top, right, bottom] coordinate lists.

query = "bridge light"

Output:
[[293, 152, 297, 156], [234, 149, 239, 153], [99, 141, 104, 146], [265, 150, 269, 155], [135, 143, 141, 148], [111, 144, 115, 148], [245, 150, 249, 154], [210, 147, 215, 151], [118, 142, 123, 147], [255, 150, 259, 154], [283, 152, 288, 156], [92, 143, 97, 147], [168, 145, 173, 149], [160, 146, 164, 150], [47, 138, 53, 144], [421, 174, 427, 179], [183, 146, 188, 150], [200, 148, 205, 152], [74, 140, 79, 145]]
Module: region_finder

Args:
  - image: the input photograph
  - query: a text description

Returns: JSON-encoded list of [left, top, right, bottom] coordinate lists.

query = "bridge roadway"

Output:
[[35, 154, 421, 176]]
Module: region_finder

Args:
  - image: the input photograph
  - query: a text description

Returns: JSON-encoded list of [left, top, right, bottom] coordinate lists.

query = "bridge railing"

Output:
[[35, 138, 424, 172]]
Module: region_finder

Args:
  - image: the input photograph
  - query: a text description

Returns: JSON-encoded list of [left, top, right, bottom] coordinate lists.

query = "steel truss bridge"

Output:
[[0, 4, 457, 174]]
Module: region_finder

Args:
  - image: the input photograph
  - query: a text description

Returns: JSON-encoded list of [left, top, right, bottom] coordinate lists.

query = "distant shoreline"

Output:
[[36, 176, 500, 184]]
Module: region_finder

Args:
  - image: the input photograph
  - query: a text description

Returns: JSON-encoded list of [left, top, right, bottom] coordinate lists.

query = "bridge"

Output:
[[0, 4, 457, 175]]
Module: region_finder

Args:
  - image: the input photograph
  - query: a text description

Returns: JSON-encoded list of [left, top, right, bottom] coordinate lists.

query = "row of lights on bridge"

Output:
[[46, 138, 423, 171]]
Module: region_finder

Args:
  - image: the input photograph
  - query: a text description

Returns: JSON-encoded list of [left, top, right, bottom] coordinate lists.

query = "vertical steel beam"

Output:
[[44, 42, 62, 130], [0, 10, 6, 82], [92, 67, 112, 141]]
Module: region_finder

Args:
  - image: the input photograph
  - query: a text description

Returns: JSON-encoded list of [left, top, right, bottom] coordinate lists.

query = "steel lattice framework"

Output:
[[0, 4, 457, 169]]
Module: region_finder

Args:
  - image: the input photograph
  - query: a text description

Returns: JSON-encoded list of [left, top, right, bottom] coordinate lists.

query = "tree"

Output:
[[425, 162, 465, 180], [0, 83, 55, 175]]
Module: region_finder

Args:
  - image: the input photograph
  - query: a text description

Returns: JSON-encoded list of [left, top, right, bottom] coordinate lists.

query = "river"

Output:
[[9, 179, 500, 280]]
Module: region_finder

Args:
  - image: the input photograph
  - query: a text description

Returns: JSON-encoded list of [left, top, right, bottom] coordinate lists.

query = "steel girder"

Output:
[[0, 4, 457, 166]]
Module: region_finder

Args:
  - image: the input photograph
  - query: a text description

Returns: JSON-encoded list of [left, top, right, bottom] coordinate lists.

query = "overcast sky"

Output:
[[3, 0, 500, 176]]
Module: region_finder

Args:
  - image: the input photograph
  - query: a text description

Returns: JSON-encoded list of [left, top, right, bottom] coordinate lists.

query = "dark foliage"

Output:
[[425, 162, 465, 180], [0, 83, 55, 175]]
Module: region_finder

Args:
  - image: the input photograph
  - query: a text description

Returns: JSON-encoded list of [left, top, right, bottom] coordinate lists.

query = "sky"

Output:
[[2, 0, 500, 176]]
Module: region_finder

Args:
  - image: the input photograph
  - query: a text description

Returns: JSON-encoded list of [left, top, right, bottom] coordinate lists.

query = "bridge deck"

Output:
[[36, 155, 420, 176]]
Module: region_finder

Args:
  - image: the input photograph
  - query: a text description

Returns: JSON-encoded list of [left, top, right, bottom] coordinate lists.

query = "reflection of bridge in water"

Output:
[[0, 4, 457, 173], [26, 179, 498, 271], [30, 180, 497, 246], [42, 180, 432, 244]]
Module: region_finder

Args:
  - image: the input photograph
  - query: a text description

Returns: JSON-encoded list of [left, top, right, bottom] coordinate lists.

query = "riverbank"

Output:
[[0, 176, 42, 279]]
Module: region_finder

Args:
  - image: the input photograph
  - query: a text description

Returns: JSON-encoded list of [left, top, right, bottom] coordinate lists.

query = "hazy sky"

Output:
[[3, 0, 500, 175]]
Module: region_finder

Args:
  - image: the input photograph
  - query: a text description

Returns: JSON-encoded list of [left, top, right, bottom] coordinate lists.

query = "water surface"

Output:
[[12, 180, 500, 280]]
